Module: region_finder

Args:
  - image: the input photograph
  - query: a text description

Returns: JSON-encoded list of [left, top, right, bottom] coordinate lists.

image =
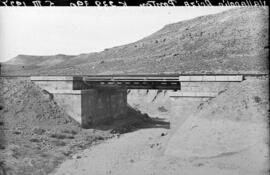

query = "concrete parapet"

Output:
[[181, 82, 232, 92], [49, 90, 94, 94], [30, 76, 83, 81], [202, 76, 216, 81], [179, 75, 243, 82], [31, 76, 87, 91]]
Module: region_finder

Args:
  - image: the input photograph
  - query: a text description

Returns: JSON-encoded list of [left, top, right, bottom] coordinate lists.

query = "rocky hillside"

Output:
[[1, 7, 269, 75]]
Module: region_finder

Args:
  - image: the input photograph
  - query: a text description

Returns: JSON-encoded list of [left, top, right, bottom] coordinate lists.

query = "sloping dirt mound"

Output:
[[0, 78, 77, 126], [0, 78, 167, 175], [0, 78, 111, 175], [165, 77, 269, 174]]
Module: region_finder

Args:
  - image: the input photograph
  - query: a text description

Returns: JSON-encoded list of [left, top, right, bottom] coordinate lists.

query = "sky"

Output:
[[0, 7, 234, 62]]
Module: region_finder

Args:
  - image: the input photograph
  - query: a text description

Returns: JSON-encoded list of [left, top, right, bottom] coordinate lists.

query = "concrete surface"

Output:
[[31, 76, 87, 91], [53, 89, 127, 128], [179, 75, 243, 82], [81, 89, 127, 128]]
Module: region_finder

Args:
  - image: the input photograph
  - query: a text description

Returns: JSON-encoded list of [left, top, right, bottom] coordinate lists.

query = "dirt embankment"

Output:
[[0, 78, 169, 175], [164, 76, 269, 174], [0, 78, 113, 175]]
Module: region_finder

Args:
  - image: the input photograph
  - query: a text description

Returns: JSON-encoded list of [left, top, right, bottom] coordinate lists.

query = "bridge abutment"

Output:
[[31, 76, 127, 128]]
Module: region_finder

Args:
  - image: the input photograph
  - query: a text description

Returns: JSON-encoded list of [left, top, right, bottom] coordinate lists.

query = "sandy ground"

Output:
[[52, 127, 265, 175], [52, 77, 269, 175], [51, 128, 169, 175]]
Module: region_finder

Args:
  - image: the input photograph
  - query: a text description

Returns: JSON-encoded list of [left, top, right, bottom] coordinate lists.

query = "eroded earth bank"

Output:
[[0, 78, 164, 175]]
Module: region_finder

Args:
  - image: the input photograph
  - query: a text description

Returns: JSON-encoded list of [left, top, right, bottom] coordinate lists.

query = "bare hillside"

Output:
[[1, 7, 269, 75]]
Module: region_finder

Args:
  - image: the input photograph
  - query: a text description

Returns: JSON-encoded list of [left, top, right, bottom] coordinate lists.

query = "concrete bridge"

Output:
[[30, 75, 243, 128]]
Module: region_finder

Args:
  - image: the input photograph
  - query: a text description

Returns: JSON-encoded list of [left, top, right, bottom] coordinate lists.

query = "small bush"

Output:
[[62, 129, 77, 135], [158, 106, 168, 112], [254, 96, 262, 103], [66, 135, 75, 139], [12, 130, 21, 135], [33, 127, 45, 135], [95, 136, 105, 140], [50, 140, 66, 146], [50, 133, 67, 139], [29, 138, 40, 143]]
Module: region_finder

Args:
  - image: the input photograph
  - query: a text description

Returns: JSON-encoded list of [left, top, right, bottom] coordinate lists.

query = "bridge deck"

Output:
[[28, 74, 251, 90], [83, 76, 179, 82], [83, 76, 180, 90]]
